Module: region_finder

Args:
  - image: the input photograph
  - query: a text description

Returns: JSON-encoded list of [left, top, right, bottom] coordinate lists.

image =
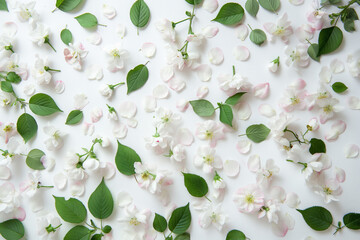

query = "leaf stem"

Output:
[[238, 133, 247, 137], [205, 196, 212, 202], [247, 24, 253, 31], [98, 23, 107, 27], [232, 65, 236, 75], [172, 18, 191, 28]]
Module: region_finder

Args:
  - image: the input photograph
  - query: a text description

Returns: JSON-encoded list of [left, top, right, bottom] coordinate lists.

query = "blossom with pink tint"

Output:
[[118, 204, 152, 239], [0, 182, 24, 220], [258, 200, 280, 224], [317, 97, 342, 124], [104, 43, 128, 72], [279, 86, 307, 112], [313, 177, 343, 203], [284, 44, 310, 68], [0, 122, 17, 143], [307, 118, 319, 131], [271, 212, 294, 237], [155, 19, 176, 42], [0, 53, 28, 80], [196, 120, 225, 147], [344, 144, 359, 158], [295, 24, 315, 43], [253, 83, 270, 99], [37, 212, 61, 240], [218, 73, 252, 96], [325, 120, 346, 141], [194, 145, 222, 174], [64, 42, 88, 70], [233, 184, 264, 213], [306, 0, 328, 30], [264, 13, 293, 43]]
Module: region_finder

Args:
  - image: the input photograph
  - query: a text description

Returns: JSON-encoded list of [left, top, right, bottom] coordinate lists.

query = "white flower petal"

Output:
[[224, 160, 240, 177], [289, 78, 307, 90], [118, 101, 137, 118], [236, 139, 252, 154], [102, 162, 116, 179], [344, 144, 359, 158], [54, 80, 65, 94], [197, 86, 209, 99], [253, 83, 270, 99], [86, 65, 103, 80], [117, 191, 133, 207], [153, 84, 169, 99], [160, 66, 174, 82], [176, 99, 189, 112], [269, 186, 286, 202], [319, 66, 332, 83], [53, 173, 67, 190], [83, 122, 94, 136], [258, 104, 276, 117], [236, 25, 248, 41], [141, 42, 156, 58], [237, 102, 252, 120], [348, 96, 360, 110], [90, 106, 103, 123], [247, 155, 260, 172], [208, 47, 224, 65], [335, 167, 346, 183], [116, 24, 126, 38], [285, 192, 301, 208], [143, 96, 157, 112], [330, 59, 344, 74], [0, 166, 11, 179], [102, 4, 116, 19], [233, 46, 250, 61], [70, 183, 85, 197], [325, 120, 346, 141], [176, 128, 194, 146], [74, 93, 88, 110], [289, 0, 304, 5], [201, 25, 219, 38], [168, 77, 186, 92], [196, 64, 212, 82], [202, 0, 218, 13], [113, 123, 128, 139], [86, 32, 102, 45], [126, 118, 138, 128], [3, 22, 17, 37], [23, 83, 35, 96]]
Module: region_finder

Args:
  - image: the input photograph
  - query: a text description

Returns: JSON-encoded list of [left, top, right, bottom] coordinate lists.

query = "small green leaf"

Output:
[[26, 149, 46, 170], [183, 173, 208, 197], [246, 124, 270, 143], [102, 225, 112, 233], [75, 13, 98, 28], [61, 28, 73, 45], [0, 219, 24, 240], [54, 196, 87, 223], [245, 0, 259, 17], [309, 138, 326, 154], [0, 0, 8, 11], [153, 213, 167, 232], [344, 19, 356, 32], [297, 206, 333, 231], [56, 0, 82, 12], [332, 82, 348, 93], [308, 44, 320, 62], [29, 93, 62, 116], [212, 3, 245, 26], [65, 110, 83, 125], [341, 8, 359, 22], [1, 81, 13, 93], [115, 141, 141, 175], [317, 26, 343, 57], [250, 29, 267, 46], [225, 92, 246, 106], [258, 0, 280, 13], [6, 72, 21, 83], [185, 0, 203, 5], [168, 203, 191, 234], [219, 103, 233, 127], [88, 178, 114, 219], [189, 100, 215, 117], [130, 0, 150, 28], [226, 229, 246, 240], [91, 234, 103, 240], [174, 233, 190, 240], [64, 225, 92, 240], [17, 113, 38, 143], [127, 64, 149, 94], [343, 213, 360, 229]]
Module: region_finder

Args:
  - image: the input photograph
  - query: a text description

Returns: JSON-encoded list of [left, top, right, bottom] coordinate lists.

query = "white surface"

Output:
[[1, 0, 360, 239]]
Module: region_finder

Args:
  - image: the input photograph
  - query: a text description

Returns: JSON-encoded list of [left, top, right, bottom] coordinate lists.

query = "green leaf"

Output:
[[6, 72, 21, 83], [61, 28, 73, 45], [1, 81, 13, 93], [115, 141, 141, 175], [54, 196, 87, 223], [56, 0, 82, 12], [297, 206, 333, 231], [174, 233, 190, 240], [246, 124, 270, 143], [168, 203, 191, 234], [0, 0, 8, 11], [308, 44, 320, 62], [344, 19, 356, 32], [0, 219, 24, 240], [183, 173, 208, 197], [317, 26, 343, 57], [64, 225, 92, 240], [26, 149, 45, 170], [219, 103, 233, 127], [226, 230, 246, 240], [127, 64, 149, 94], [329, 0, 341, 4], [250, 29, 267, 46], [29, 93, 62, 116], [91, 234, 103, 240], [212, 3, 245, 26], [75, 13, 98, 28], [130, 0, 150, 28], [65, 110, 83, 125], [332, 82, 348, 93], [245, 0, 259, 17], [343, 213, 360, 229], [309, 138, 326, 154], [88, 178, 114, 219], [225, 92, 246, 106], [258, 0, 280, 13], [153, 213, 167, 232], [341, 8, 359, 22], [17, 113, 38, 143], [185, 0, 203, 5], [189, 100, 215, 117], [102, 225, 112, 233]]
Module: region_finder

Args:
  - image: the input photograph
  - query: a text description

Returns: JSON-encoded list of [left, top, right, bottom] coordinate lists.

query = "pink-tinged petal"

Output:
[[233, 46, 250, 61], [168, 77, 186, 92], [53, 173, 67, 190], [253, 83, 270, 99], [290, 78, 306, 90], [176, 99, 189, 112], [14, 207, 26, 221], [237, 102, 252, 120], [258, 104, 276, 117], [269, 186, 286, 202], [344, 144, 359, 158], [86, 32, 102, 45], [103, 162, 116, 180], [319, 66, 332, 83], [325, 120, 346, 141], [160, 66, 174, 82], [295, 24, 314, 43], [236, 24, 248, 40], [330, 59, 344, 74], [201, 25, 219, 38], [117, 191, 133, 207], [263, 23, 276, 34], [143, 96, 157, 112], [285, 192, 301, 208], [208, 47, 224, 65], [289, 0, 304, 5], [54, 80, 65, 94], [196, 64, 212, 82], [271, 213, 294, 237], [197, 86, 209, 99], [202, 0, 218, 13], [118, 101, 137, 118], [348, 96, 360, 110], [247, 155, 260, 172], [224, 160, 240, 177], [0, 166, 11, 180], [176, 128, 194, 146], [90, 107, 103, 123], [334, 167, 346, 183], [141, 42, 156, 58], [3, 22, 18, 37], [237, 139, 252, 154], [153, 84, 169, 99]]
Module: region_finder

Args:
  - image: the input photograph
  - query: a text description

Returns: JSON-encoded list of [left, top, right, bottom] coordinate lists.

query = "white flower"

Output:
[[279, 87, 307, 112], [64, 42, 88, 70], [264, 13, 293, 43], [233, 184, 264, 213], [15, 1, 39, 24], [306, 0, 328, 30], [313, 178, 342, 203], [99, 84, 113, 98], [317, 97, 342, 124], [269, 112, 294, 141], [64, 152, 87, 181], [19, 172, 41, 197], [31, 56, 52, 85], [268, 57, 280, 73], [194, 145, 222, 174], [155, 19, 176, 42], [258, 201, 281, 224], [212, 172, 226, 201], [30, 23, 49, 46], [302, 153, 331, 179], [169, 144, 186, 162], [255, 159, 280, 186], [104, 43, 128, 72], [347, 52, 360, 78], [196, 120, 225, 147], [144, 131, 171, 155], [285, 44, 310, 68], [0, 182, 21, 214], [198, 203, 227, 231], [153, 107, 181, 132], [0, 53, 28, 80], [134, 162, 155, 189], [0, 34, 15, 55], [165, 44, 185, 70], [37, 213, 61, 240], [218, 73, 252, 96], [118, 204, 151, 240], [0, 91, 15, 107], [0, 122, 17, 143], [43, 125, 65, 151]]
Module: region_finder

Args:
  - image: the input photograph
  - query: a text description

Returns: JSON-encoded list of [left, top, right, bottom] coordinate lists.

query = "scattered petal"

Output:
[[53, 173, 67, 190], [23, 83, 36, 96], [117, 191, 133, 207], [237, 102, 252, 120], [319, 66, 332, 83], [168, 77, 186, 92], [83, 122, 94, 136], [176, 99, 189, 112], [247, 155, 260, 172], [86, 32, 102, 45], [102, 4, 116, 19], [176, 128, 194, 146], [201, 25, 219, 38], [118, 101, 137, 119], [334, 167, 346, 183], [233, 46, 250, 61], [160, 66, 174, 82], [344, 144, 359, 158], [202, 0, 218, 13], [285, 192, 301, 208], [113, 122, 128, 139], [208, 47, 224, 65], [224, 160, 240, 177], [348, 96, 360, 110], [141, 43, 156, 58], [289, 78, 306, 90], [116, 24, 126, 38], [126, 118, 138, 128], [236, 139, 252, 154], [54, 80, 65, 94], [197, 86, 209, 99], [70, 182, 85, 197], [3, 22, 18, 37], [258, 104, 276, 117], [143, 96, 157, 112], [325, 120, 346, 141], [289, 0, 304, 5], [153, 84, 169, 99], [0, 166, 11, 180], [253, 83, 270, 99], [90, 106, 103, 123], [86, 65, 103, 80], [330, 59, 344, 74], [236, 25, 248, 41], [196, 64, 212, 82], [74, 93, 88, 110]]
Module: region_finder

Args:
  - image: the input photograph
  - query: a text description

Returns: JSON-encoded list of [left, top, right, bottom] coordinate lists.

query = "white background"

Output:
[[0, 0, 360, 239]]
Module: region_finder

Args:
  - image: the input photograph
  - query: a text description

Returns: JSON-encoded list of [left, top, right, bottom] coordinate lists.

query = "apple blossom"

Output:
[[218, 72, 252, 96], [264, 13, 293, 43], [196, 120, 225, 147], [233, 184, 264, 213], [15, 1, 39, 24], [36, 212, 61, 240], [29, 23, 56, 52], [194, 145, 223, 174], [118, 204, 151, 240], [43, 125, 65, 151], [104, 43, 128, 72], [284, 44, 310, 68], [64, 42, 88, 70]]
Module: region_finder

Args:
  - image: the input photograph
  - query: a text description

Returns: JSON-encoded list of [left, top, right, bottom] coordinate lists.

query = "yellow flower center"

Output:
[[245, 194, 254, 204], [205, 130, 213, 139], [323, 105, 333, 114], [203, 155, 214, 165], [323, 187, 332, 195], [129, 217, 140, 225], [3, 125, 12, 132], [290, 97, 300, 105]]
